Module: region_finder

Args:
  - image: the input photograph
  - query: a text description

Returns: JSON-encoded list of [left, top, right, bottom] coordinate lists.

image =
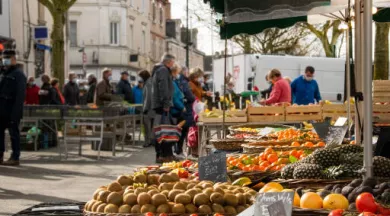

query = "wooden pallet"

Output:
[[285, 105, 322, 121], [247, 106, 285, 122], [322, 104, 355, 120], [373, 104, 390, 122]]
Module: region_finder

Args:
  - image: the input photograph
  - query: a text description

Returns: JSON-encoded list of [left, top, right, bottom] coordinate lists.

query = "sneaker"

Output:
[[155, 157, 163, 164], [2, 158, 20, 166], [143, 143, 152, 148]]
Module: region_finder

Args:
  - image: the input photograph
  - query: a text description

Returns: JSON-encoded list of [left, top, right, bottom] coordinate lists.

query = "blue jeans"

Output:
[[0, 121, 20, 160]]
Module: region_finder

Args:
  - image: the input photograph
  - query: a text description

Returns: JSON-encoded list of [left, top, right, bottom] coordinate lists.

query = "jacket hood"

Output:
[[151, 63, 165, 76]]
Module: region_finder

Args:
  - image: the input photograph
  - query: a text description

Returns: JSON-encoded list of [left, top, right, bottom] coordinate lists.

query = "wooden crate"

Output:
[[285, 105, 322, 121], [247, 106, 285, 122], [373, 80, 390, 102], [322, 104, 355, 120], [199, 109, 247, 123], [373, 104, 390, 122]]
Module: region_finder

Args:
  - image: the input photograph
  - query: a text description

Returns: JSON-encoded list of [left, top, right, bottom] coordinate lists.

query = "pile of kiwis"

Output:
[[84, 172, 257, 214]]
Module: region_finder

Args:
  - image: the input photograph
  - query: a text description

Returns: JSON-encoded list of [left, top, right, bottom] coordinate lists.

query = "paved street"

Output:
[[0, 143, 155, 215]]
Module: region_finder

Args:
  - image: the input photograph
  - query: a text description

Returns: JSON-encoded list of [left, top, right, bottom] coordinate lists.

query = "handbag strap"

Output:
[[160, 112, 174, 125]]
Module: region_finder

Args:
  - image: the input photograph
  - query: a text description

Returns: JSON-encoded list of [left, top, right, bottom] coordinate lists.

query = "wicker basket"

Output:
[[228, 123, 293, 135], [211, 139, 248, 151], [84, 212, 237, 216]]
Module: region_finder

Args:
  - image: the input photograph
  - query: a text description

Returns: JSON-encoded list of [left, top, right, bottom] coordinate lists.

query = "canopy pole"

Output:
[[222, 25, 228, 139], [346, 21, 351, 138], [354, 0, 362, 145], [363, 0, 373, 178]]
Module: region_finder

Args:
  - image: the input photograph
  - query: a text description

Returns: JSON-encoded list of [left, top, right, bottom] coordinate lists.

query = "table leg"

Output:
[[132, 115, 136, 145], [121, 119, 126, 151], [97, 121, 104, 160], [64, 121, 68, 159], [113, 120, 117, 156], [78, 121, 82, 156]]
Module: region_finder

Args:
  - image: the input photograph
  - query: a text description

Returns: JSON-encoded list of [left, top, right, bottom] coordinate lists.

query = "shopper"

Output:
[[226, 82, 235, 95], [140, 70, 153, 148], [261, 75, 273, 99], [87, 74, 97, 104], [132, 78, 144, 105], [189, 68, 211, 100], [0, 50, 27, 166], [51, 78, 65, 104], [291, 66, 322, 105], [260, 69, 291, 105], [39, 75, 59, 105], [63, 72, 80, 105], [284, 76, 292, 84], [116, 71, 133, 104], [25, 77, 40, 105], [203, 74, 210, 92], [151, 53, 175, 163], [96, 68, 113, 106], [176, 66, 195, 155]]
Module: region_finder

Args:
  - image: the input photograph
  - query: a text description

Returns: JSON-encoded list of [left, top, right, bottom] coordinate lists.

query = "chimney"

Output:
[[165, 1, 171, 20]]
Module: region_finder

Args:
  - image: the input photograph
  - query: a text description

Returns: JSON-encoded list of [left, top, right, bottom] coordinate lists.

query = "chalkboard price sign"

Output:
[[325, 126, 348, 145], [199, 153, 227, 182], [254, 192, 294, 216]]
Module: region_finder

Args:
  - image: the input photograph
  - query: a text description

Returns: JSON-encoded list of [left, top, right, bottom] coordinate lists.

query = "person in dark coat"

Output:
[[95, 68, 113, 106], [116, 71, 133, 103], [261, 74, 273, 99], [87, 74, 97, 104], [63, 72, 80, 106], [39, 75, 59, 105], [151, 53, 175, 163], [0, 50, 27, 165], [51, 78, 64, 104]]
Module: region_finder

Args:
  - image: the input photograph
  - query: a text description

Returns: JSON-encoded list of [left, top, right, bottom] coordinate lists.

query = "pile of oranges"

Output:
[[272, 128, 320, 141], [227, 147, 309, 172], [290, 141, 325, 148]]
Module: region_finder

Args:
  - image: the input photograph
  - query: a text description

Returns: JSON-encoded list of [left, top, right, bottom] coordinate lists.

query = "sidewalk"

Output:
[[0, 143, 156, 215]]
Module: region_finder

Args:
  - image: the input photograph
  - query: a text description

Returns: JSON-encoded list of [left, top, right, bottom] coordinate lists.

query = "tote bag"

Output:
[[153, 113, 182, 144]]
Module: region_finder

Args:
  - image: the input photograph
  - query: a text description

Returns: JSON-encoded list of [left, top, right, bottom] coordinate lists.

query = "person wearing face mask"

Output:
[[261, 75, 273, 99], [25, 77, 40, 105], [132, 77, 144, 105], [260, 69, 291, 105], [226, 82, 236, 95], [116, 71, 133, 104], [86, 74, 97, 104], [291, 66, 322, 105], [0, 50, 27, 166], [39, 75, 59, 105], [96, 68, 113, 106], [63, 72, 80, 106], [189, 68, 212, 100]]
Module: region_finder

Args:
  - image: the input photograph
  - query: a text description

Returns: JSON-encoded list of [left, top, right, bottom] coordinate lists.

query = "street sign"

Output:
[[34, 26, 48, 40]]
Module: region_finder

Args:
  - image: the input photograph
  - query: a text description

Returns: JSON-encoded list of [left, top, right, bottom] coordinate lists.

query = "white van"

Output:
[[212, 54, 346, 102]]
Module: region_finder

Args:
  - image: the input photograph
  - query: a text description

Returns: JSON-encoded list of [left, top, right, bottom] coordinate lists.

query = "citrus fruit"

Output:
[[300, 192, 323, 209], [267, 154, 278, 163], [282, 189, 300, 207], [291, 141, 300, 147], [261, 182, 283, 191], [323, 194, 349, 210]]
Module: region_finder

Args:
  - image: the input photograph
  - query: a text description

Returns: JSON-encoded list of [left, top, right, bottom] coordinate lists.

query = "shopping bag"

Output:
[[187, 126, 198, 148], [153, 113, 182, 144]]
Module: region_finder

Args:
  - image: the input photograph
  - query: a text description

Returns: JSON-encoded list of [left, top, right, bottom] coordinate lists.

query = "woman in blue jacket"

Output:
[[170, 64, 185, 118]]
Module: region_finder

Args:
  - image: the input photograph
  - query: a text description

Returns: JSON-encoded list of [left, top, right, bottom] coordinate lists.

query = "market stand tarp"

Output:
[[374, 8, 390, 22]]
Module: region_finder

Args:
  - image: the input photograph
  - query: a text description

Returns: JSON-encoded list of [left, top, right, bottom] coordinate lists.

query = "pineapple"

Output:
[[293, 164, 325, 179], [312, 149, 340, 167]]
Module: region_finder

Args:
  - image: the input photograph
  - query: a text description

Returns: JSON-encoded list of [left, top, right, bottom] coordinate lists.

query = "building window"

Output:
[[129, 24, 133, 50], [0, 0, 2, 15], [110, 22, 119, 45], [159, 8, 163, 24], [152, 3, 156, 21], [69, 21, 77, 47], [142, 30, 146, 53]]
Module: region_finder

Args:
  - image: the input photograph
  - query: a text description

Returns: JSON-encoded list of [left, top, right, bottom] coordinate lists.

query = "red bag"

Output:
[[187, 126, 198, 148]]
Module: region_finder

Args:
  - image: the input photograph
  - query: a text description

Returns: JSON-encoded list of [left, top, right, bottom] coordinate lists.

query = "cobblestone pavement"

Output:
[[0, 142, 156, 215]]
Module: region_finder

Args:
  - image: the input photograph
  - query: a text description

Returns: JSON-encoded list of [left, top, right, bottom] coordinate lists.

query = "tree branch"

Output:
[[38, 0, 55, 15]]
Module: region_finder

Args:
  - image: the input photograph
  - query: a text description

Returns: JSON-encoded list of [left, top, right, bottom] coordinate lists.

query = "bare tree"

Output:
[[374, 22, 390, 80]]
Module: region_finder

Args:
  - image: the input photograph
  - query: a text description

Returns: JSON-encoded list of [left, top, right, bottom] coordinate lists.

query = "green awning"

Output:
[[220, 16, 307, 39], [373, 8, 390, 22]]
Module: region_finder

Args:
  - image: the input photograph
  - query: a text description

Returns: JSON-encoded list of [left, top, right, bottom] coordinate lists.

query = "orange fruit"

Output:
[[316, 142, 326, 147], [277, 158, 289, 165], [259, 153, 267, 161], [289, 150, 299, 158], [323, 194, 349, 210], [283, 189, 301, 207], [267, 154, 278, 163], [260, 161, 270, 167], [264, 147, 275, 154], [304, 142, 314, 147], [291, 141, 300, 147], [300, 192, 323, 209]]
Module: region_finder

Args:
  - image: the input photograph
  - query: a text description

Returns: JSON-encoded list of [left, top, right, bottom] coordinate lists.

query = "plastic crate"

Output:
[[13, 202, 84, 216]]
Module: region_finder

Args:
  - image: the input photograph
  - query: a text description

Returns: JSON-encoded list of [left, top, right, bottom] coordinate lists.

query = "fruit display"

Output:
[[84, 171, 257, 214], [227, 147, 311, 172]]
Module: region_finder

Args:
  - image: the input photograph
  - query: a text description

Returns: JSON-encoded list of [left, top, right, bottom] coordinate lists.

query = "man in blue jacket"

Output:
[[291, 66, 322, 105]]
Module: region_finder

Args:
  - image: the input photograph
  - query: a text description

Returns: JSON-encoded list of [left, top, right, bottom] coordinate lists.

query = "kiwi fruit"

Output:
[[198, 205, 212, 214], [158, 174, 173, 183], [137, 192, 152, 206], [194, 193, 209, 206], [168, 189, 185, 201], [236, 205, 246, 213], [141, 204, 156, 213], [214, 187, 225, 195], [185, 189, 199, 200], [87, 200, 97, 211], [123, 193, 138, 205], [97, 191, 110, 203], [187, 183, 196, 190], [118, 204, 132, 213], [168, 173, 180, 182], [131, 204, 141, 213], [159, 183, 174, 191], [108, 182, 123, 192], [224, 193, 239, 207], [96, 203, 107, 213], [147, 174, 160, 185], [202, 183, 214, 189], [107, 192, 122, 206], [210, 192, 224, 205], [91, 201, 103, 212], [185, 204, 198, 213], [194, 185, 204, 191], [173, 182, 187, 190], [212, 203, 225, 213], [203, 188, 214, 197], [135, 188, 148, 196], [244, 193, 253, 204], [148, 189, 160, 197], [93, 188, 105, 200], [224, 206, 237, 214], [236, 193, 246, 205], [152, 193, 168, 206], [134, 173, 147, 183], [117, 175, 132, 186], [172, 204, 186, 214], [157, 204, 171, 213], [84, 200, 93, 211], [161, 190, 169, 198], [175, 193, 192, 205], [104, 204, 119, 213]]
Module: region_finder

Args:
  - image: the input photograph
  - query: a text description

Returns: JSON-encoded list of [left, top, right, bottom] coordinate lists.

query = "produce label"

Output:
[[325, 126, 348, 145], [254, 192, 294, 216], [199, 153, 227, 182]]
